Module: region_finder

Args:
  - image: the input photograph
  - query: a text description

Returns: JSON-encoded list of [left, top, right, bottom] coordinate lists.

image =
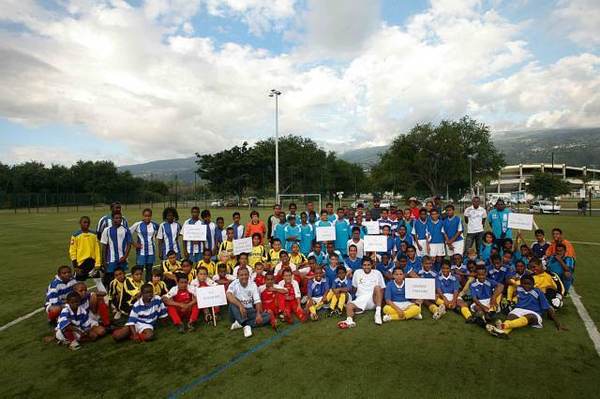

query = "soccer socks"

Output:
[[460, 306, 472, 320], [428, 304, 439, 314], [327, 291, 336, 309], [383, 305, 400, 320], [502, 316, 528, 333], [97, 301, 111, 326], [404, 305, 421, 320], [435, 298, 445, 306], [337, 293, 346, 311]]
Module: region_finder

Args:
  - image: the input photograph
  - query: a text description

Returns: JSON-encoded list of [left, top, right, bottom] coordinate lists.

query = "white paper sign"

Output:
[[316, 226, 336, 241], [364, 221, 380, 235], [196, 285, 227, 309], [233, 237, 253, 255], [183, 223, 207, 241], [364, 235, 388, 252], [507, 213, 533, 230], [405, 278, 436, 300]]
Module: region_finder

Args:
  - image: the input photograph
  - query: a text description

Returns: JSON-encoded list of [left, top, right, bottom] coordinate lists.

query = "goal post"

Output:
[[277, 193, 322, 213]]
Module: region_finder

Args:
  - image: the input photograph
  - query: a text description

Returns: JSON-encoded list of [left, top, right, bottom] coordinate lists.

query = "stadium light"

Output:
[[269, 89, 282, 202]]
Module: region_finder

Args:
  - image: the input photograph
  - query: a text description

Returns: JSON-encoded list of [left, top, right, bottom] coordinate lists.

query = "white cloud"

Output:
[[205, 0, 297, 35], [553, 0, 600, 47]]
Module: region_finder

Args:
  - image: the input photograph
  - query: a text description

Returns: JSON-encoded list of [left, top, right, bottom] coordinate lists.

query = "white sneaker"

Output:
[[415, 312, 423, 320], [113, 311, 122, 320], [68, 340, 81, 351], [374, 311, 383, 325], [433, 304, 446, 320], [243, 325, 252, 338], [230, 321, 243, 330], [382, 314, 392, 323]]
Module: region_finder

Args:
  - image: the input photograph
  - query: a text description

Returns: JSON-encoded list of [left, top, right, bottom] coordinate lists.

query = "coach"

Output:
[[463, 196, 486, 255], [226, 268, 271, 338]]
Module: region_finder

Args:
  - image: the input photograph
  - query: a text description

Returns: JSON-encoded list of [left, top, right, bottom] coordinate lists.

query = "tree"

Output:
[[525, 172, 571, 200], [371, 116, 505, 196], [196, 142, 253, 199]]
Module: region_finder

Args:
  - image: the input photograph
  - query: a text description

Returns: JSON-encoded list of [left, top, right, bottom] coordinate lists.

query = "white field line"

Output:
[[570, 241, 600, 246], [569, 287, 600, 357]]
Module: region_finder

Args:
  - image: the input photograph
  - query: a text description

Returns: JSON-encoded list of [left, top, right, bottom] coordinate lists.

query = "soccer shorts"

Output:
[[446, 240, 464, 257], [470, 298, 490, 312], [509, 308, 543, 328], [391, 301, 414, 310], [127, 322, 155, 334], [442, 293, 454, 301], [310, 296, 323, 304], [136, 254, 156, 266], [350, 294, 376, 313], [75, 258, 96, 281], [429, 243, 446, 257], [416, 239, 428, 257]]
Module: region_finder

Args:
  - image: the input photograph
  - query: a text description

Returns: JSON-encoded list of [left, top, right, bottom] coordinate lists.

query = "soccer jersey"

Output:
[[100, 225, 132, 263], [196, 259, 217, 276], [108, 278, 125, 309], [124, 277, 143, 306], [488, 208, 512, 239], [384, 280, 409, 302], [277, 280, 301, 299], [283, 224, 302, 252], [227, 279, 261, 308], [344, 256, 362, 272], [324, 264, 340, 286], [152, 280, 168, 296], [533, 272, 557, 293], [334, 219, 351, 256], [437, 274, 460, 294], [45, 276, 77, 309], [394, 234, 413, 251], [56, 305, 92, 332], [96, 214, 129, 239], [531, 241, 550, 259], [308, 250, 327, 266], [514, 286, 550, 314], [157, 221, 182, 257], [412, 219, 429, 240], [274, 223, 288, 246], [333, 277, 352, 290], [69, 230, 101, 267], [307, 279, 329, 298], [480, 243, 493, 262], [547, 255, 574, 276], [488, 266, 510, 284], [376, 260, 395, 276], [426, 219, 445, 244], [228, 223, 245, 240], [182, 218, 203, 258], [418, 269, 437, 279], [352, 269, 385, 297], [378, 217, 392, 232], [200, 221, 217, 252], [299, 223, 314, 255], [165, 286, 195, 303], [162, 259, 182, 274], [442, 216, 463, 242], [126, 296, 168, 327], [129, 221, 159, 256], [350, 224, 367, 239], [470, 279, 498, 300], [290, 253, 307, 267], [267, 249, 282, 266], [249, 245, 267, 268], [405, 257, 422, 275]]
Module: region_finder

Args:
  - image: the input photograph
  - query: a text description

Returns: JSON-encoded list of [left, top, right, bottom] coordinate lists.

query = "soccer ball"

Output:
[[551, 294, 564, 309]]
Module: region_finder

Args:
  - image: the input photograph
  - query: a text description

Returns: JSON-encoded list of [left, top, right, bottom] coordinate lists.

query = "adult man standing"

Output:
[[463, 196, 487, 255], [488, 199, 512, 248], [370, 198, 383, 220], [97, 202, 128, 239], [226, 268, 272, 337], [267, 204, 282, 240], [338, 258, 385, 328]]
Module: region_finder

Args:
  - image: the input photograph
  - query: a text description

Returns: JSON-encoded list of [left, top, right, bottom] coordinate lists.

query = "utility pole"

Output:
[[269, 89, 282, 203]]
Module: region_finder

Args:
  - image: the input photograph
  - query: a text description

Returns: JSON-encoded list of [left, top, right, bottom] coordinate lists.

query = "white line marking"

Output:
[[571, 241, 600, 246], [570, 287, 600, 356]]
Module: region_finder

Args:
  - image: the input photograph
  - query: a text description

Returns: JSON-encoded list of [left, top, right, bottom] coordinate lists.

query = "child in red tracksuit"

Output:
[[162, 275, 199, 333], [276, 269, 306, 324], [191, 266, 220, 324], [259, 271, 284, 328], [254, 262, 266, 287]]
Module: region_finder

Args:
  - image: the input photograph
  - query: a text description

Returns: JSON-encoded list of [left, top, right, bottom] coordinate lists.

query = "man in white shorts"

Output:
[[338, 258, 385, 328]]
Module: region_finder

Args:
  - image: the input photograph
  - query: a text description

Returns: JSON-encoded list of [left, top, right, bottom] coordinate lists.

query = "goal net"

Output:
[[277, 193, 322, 214]]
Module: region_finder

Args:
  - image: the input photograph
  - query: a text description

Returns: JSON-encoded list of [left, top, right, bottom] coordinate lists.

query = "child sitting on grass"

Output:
[[469, 265, 503, 322], [151, 270, 168, 297], [162, 275, 199, 333], [382, 267, 422, 322], [328, 266, 352, 317], [305, 266, 331, 320], [162, 250, 182, 289], [277, 269, 306, 324], [54, 292, 106, 351], [45, 265, 77, 323], [435, 261, 473, 322]]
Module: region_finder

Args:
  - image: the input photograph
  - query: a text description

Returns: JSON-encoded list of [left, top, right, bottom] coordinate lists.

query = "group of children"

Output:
[[45, 201, 573, 349]]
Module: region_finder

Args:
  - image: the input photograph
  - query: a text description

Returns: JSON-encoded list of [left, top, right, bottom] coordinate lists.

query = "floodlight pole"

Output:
[[269, 89, 282, 203]]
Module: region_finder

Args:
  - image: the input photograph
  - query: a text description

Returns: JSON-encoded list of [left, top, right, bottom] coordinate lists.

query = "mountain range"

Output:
[[118, 127, 600, 182]]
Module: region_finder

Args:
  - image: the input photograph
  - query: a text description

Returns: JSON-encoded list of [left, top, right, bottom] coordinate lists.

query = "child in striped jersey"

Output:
[[45, 265, 77, 323], [73, 282, 111, 328], [54, 292, 106, 351], [112, 284, 168, 342]]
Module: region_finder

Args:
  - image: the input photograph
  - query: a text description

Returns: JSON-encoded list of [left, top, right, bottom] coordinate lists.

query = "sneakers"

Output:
[[374, 311, 383, 325], [414, 312, 423, 320], [337, 320, 356, 329], [486, 323, 509, 338], [187, 322, 196, 332], [382, 314, 392, 323], [432, 304, 446, 320], [113, 311, 122, 321], [176, 324, 186, 334], [243, 325, 252, 338], [68, 340, 81, 351], [230, 321, 243, 330]]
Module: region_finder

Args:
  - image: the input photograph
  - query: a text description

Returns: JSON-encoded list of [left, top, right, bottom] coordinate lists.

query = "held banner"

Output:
[[363, 235, 388, 252], [196, 285, 228, 309], [507, 213, 534, 231], [405, 278, 436, 300], [183, 223, 207, 241], [363, 221, 380, 235], [316, 226, 336, 242], [233, 237, 253, 255]]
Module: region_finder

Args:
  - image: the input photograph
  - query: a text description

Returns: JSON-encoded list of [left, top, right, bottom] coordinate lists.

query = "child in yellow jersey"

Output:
[[162, 250, 182, 289], [124, 266, 144, 308], [176, 259, 197, 284], [267, 238, 283, 270], [506, 260, 531, 304], [69, 216, 102, 281], [108, 268, 127, 319], [249, 233, 267, 268], [218, 227, 236, 268], [196, 248, 217, 277], [289, 243, 309, 275], [531, 258, 557, 293], [151, 270, 168, 297], [216, 251, 234, 275]]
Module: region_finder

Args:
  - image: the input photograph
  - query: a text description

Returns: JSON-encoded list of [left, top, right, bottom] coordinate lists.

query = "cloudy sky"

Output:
[[0, 0, 599, 166]]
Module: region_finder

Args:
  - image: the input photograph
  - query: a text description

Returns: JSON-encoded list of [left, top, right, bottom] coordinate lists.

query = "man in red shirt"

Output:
[[162, 276, 199, 333]]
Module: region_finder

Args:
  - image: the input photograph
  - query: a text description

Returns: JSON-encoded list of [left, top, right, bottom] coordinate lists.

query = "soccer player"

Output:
[[162, 275, 199, 333], [404, 245, 421, 277], [546, 243, 575, 293], [506, 260, 531, 304], [417, 256, 445, 319], [177, 259, 197, 284], [72, 282, 111, 328], [151, 270, 168, 297], [229, 211, 245, 239], [157, 207, 182, 260], [182, 207, 203, 263], [327, 266, 352, 317], [227, 268, 272, 337], [162, 250, 182, 288], [344, 244, 362, 274], [213, 262, 234, 290], [463, 196, 486, 255], [426, 209, 445, 269], [308, 242, 327, 266], [378, 208, 391, 232], [545, 228, 576, 259], [347, 227, 365, 258], [274, 212, 288, 246], [200, 209, 217, 256], [245, 210, 267, 243], [487, 254, 511, 287], [218, 227, 236, 269], [376, 253, 395, 281], [305, 266, 330, 320], [338, 258, 385, 328], [411, 208, 429, 257], [191, 266, 221, 324], [298, 212, 315, 256], [54, 292, 106, 350], [259, 271, 285, 324], [215, 216, 226, 248], [486, 275, 566, 338], [100, 212, 132, 284], [480, 232, 494, 264], [531, 229, 549, 259], [277, 269, 306, 323], [197, 248, 217, 276], [395, 225, 413, 250], [436, 262, 473, 322], [488, 199, 512, 248], [289, 243, 309, 275], [96, 201, 128, 239], [249, 233, 267, 269], [112, 283, 168, 342], [45, 265, 77, 323], [334, 208, 351, 256], [382, 268, 422, 322], [129, 208, 159, 282], [443, 204, 463, 257], [69, 216, 101, 282], [470, 266, 503, 318], [267, 238, 283, 269], [267, 204, 283, 240], [108, 267, 127, 319], [284, 215, 301, 252]]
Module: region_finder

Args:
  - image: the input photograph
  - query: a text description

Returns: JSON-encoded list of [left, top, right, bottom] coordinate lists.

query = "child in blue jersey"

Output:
[[324, 253, 343, 287], [487, 275, 566, 338], [436, 261, 473, 322], [100, 212, 132, 285], [418, 256, 445, 320], [426, 208, 445, 269], [546, 243, 575, 293], [480, 232, 494, 263], [308, 242, 326, 266], [395, 225, 413, 251], [130, 208, 159, 282], [344, 244, 363, 275], [157, 207, 181, 260], [325, 202, 337, 223], [328, 266, 352, 317], [379, 225, 397, 258], [470, 266, 503, 317], [404, 246, 421, 277], [443, 204, 463, 257], [334, 208, 351, 256], [112, 283, 168, 342], [531, 229, 549, 259], [324, 242, 342, 268], [411, 208, 429, 257], [382, 267, 422, 322], [450, 254, 468, 283], [396, 255, 408, 274], [376, 253, 395, 281], [298, 212, 314, 256], [306, 266, 331, 320], [274, 213, 288, 247], [45, 265, 77, 323], [54, 292, 106, 350], [283, 215, 301, 252], [487, 254, 511, 286], [506, 260, 532, 304]]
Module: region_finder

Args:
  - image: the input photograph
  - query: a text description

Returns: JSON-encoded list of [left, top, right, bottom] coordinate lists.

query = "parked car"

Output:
[[529, 200, 561, 214], [487, 193, 512, 207], [210, 199, 224, 207], [350, 200, 370, 209], [380, 200, 392, 209]]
